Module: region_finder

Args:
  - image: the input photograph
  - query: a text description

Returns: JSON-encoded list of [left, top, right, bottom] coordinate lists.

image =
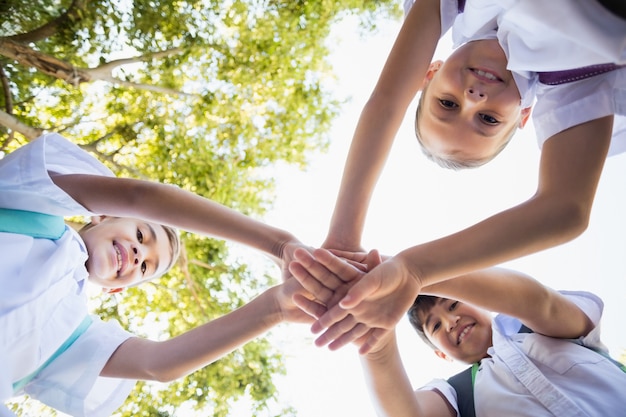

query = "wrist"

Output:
[[393, 250, 425, 288], [256, 287, 284, 327]]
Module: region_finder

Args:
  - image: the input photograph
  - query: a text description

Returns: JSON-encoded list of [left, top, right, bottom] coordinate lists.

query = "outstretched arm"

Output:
[[101, 278, 312, 381], [316, 116, 612, 351], [422, 268, 594, 339], [51, 173, 308, 280], [324, 0, 441, 251]]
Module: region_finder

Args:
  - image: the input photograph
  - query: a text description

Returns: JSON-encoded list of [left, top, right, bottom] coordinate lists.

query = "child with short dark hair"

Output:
[[1, 133, 313, 416], [289, 248, 626, 417]]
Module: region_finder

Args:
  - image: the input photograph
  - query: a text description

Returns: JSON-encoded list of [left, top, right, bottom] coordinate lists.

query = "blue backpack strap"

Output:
[[0, 207, 66, 240], [12, 315, 93, 393], [447, 365, 476, 417]]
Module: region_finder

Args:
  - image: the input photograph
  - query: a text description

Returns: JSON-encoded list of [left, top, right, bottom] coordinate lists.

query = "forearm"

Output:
[[326, 0, 441, 249], [421, 268, 593, 338], [400, 191, 589, 287], [326, 98, 406, 249], [102, 288, 282, 382], [399, 117, 612, 288], [52, 174, 297, 260], [360, 334, 423, 417]]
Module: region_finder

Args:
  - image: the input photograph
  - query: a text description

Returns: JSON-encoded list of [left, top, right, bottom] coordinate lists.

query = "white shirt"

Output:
[[0, 134, 135, 417], [407, 0, 626, 156], [421, 291, 626, 416]]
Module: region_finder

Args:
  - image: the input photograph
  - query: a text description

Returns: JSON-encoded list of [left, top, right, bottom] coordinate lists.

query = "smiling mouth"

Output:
[[114, 243, 123, 275], [457, 324, 474, 345], [470, 68, 503, 82]]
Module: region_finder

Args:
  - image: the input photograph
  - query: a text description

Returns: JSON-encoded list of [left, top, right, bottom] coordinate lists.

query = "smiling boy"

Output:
[[289, 248, 626, 417]]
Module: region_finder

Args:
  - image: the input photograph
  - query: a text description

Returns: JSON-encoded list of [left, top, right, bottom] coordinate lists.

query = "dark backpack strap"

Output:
[[446, 324, 532, 417], [447, 366, 476, 417]]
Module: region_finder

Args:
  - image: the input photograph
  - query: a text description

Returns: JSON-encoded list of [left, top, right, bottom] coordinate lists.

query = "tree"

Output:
[[1, 0, 400, 415]]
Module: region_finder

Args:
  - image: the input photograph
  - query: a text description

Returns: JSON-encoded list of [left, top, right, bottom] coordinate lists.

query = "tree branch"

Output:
[[5, 0, 89, 43], [0, 38, 194, 96], [0, 109, 42, 142]]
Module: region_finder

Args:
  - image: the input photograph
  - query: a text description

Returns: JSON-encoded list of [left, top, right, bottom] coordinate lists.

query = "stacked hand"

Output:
[[289, 248, 421, 354]]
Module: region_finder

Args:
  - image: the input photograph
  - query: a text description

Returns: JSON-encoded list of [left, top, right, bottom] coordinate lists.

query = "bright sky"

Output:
[[248, 13, 626, 417]]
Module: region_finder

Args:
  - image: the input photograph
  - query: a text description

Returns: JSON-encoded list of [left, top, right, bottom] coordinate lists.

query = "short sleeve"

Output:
[[0, 133, 114, 217], [418, 378, 461, 417], [24, 317, 135, 417]]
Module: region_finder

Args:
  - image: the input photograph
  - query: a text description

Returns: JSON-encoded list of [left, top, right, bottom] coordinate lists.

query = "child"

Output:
[[0, 133, 314, 416], [318, 0, 626, 352], [289, 248, 626, 417]]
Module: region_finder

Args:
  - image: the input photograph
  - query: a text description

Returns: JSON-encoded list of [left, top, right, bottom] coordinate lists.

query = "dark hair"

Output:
[[414, 85, 518, 170], [407, 294, 442, 349]]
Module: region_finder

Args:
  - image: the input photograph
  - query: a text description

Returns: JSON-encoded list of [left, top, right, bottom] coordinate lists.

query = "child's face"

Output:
[[419, 40, 529, 162], [79, 216, 174, 289], [419, 298, 493, 364]]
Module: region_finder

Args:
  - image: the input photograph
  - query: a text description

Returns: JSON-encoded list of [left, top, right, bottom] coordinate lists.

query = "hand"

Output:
[[273, 277, 319, 325], [290, 248, 391, 352], [275, 239, 315, 282], [327, 248, 392, 270], [312, 254, 421, 354]]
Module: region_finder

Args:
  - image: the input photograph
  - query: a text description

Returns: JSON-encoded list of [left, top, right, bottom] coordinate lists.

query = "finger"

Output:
[[364, 249, 383, 270], [289, 261, 335, 303], [327, 249, 368, 262], [292, 293, 328, 319], [358, 328, 390, 355], [313, 314, 358, 347], [312, 304, 350, 334], [328, 322, 370, 351], [293, 248, 346, 289], [313, 248, 363, 283]]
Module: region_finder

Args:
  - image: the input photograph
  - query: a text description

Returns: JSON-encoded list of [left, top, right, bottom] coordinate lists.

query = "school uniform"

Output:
[[406, 0, 626, 155], [0, 134, 135, 416], [420, 291, 626, 416]]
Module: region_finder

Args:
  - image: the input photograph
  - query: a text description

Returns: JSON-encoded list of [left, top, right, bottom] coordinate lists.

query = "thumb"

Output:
[[365, 249, 382, 270]]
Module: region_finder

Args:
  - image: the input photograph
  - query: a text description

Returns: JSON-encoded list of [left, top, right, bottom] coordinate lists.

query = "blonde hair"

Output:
[[414, 85, 518, 170]]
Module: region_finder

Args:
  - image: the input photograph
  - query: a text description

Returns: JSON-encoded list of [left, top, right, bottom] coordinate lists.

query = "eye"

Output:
[[439, 99, 458, 109], [449, 301, 459, 311], [479, 113, 499, 124], [432, 321, 441, 333], [137, 229, 144, 244], [141, 261, 147, 275]]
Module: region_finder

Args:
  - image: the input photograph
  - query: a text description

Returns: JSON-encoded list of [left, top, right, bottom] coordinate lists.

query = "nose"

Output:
[[465, 86, 487, 103], [443, 313, 460, 332], [132, 246, 144, 266]]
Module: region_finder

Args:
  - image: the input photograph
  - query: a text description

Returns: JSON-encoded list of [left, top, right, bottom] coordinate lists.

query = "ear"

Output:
[[90, 215, 108, 225], [435, 350, 453, 362], [104, 287, 124, 294], [518, 106, 532, 129], [421, 60, 444, 90]]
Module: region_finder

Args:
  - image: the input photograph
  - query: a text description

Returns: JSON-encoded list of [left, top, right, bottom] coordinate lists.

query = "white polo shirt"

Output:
[[421, 291, 626, 416]]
